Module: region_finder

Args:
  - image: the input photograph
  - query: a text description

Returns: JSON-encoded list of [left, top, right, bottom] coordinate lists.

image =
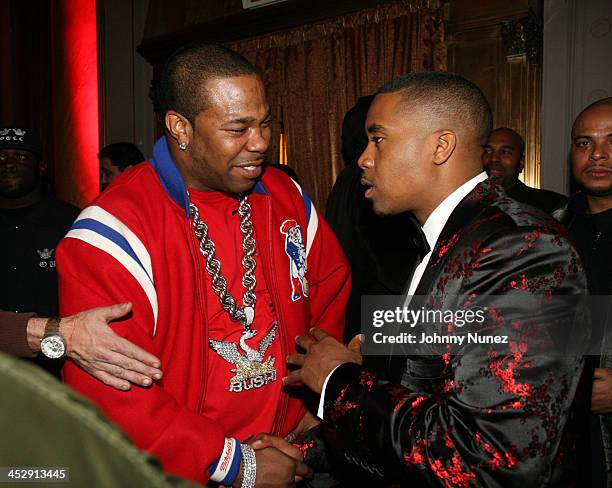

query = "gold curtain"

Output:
[[230, 0, 446, 211]]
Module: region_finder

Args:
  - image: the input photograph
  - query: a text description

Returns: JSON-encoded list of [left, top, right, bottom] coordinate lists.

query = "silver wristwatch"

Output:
[[40, 317, 66, 359]]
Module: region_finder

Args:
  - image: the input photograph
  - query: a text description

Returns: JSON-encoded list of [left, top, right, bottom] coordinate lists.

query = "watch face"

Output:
[[41, 335, 66, 359]]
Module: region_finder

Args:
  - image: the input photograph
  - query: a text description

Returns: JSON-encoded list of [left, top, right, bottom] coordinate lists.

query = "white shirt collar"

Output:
[[421, 172, 488, 250]]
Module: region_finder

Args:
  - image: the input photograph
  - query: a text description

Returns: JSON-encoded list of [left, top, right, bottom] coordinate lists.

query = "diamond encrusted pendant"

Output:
[[209, 322, 279, 393]]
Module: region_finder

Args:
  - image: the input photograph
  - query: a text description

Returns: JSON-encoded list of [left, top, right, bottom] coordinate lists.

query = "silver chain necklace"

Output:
[[189, 194, 257, 330], [194, 193, 280, 393]]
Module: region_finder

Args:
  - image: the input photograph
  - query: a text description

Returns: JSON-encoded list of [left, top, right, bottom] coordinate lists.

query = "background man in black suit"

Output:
[[283, 72, 589, 487], [482, 127, 567, 214]]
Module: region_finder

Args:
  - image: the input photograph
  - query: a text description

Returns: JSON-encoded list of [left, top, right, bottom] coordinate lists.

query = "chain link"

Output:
[[189, 194, 257, 330]]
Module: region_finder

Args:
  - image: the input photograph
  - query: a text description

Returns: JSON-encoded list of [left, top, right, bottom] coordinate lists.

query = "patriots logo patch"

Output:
[[280, 219, 309, 301]]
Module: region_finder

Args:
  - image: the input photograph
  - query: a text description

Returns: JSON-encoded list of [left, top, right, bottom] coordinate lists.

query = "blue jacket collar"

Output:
[[149, 136, 269, 219], [150, 136, 190, 218]]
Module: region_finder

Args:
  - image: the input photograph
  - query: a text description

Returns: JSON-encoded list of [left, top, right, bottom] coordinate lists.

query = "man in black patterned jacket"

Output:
[[283, 73, 590, 487]]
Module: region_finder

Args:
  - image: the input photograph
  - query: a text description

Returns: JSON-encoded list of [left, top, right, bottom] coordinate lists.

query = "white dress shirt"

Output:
[[405, 171, 488, 295], [317, 172, 489, 419]]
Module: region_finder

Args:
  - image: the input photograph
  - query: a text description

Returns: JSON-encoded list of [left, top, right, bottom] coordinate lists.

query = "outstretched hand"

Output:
[[62, 302, 163, 391], [284, 328, 362, 394]]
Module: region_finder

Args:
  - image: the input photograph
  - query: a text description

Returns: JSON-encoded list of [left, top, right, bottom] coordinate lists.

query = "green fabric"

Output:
[[0, 353, 202, 488]]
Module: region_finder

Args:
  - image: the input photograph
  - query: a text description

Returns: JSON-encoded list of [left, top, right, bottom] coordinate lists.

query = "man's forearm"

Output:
[[0, 311, 37, 358]]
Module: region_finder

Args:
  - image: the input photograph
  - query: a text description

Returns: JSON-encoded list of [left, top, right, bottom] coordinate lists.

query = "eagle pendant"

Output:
[[209, 322, 278, 393]]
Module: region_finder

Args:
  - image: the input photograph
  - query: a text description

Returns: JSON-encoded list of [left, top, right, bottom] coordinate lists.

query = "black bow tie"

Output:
[[408, 217, 431, 261]]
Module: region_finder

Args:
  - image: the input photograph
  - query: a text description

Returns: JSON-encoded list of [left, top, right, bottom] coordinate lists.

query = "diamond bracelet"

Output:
[[239, 444, 256, 488]]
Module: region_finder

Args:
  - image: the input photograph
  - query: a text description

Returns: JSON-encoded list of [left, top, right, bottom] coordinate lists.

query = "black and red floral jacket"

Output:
[[321, 179, 590, 487]]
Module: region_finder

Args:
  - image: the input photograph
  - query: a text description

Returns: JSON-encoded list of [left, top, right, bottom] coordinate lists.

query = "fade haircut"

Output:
[[377, 72, 493, 146], [572, 97, 612, 135], [153, 42, 257, 124]]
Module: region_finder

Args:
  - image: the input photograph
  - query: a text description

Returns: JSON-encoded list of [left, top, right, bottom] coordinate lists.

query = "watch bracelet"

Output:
[[43, 317, 62, 338]]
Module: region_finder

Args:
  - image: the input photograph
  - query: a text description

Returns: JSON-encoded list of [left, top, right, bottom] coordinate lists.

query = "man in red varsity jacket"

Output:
[[57, 43, 349, 486]]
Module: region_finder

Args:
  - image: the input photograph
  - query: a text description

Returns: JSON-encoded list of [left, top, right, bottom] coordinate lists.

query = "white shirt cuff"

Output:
[[316, 364, 343, 419]]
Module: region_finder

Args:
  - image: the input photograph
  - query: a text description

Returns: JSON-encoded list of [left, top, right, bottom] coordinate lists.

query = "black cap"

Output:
[[0, 127, 43, 159]]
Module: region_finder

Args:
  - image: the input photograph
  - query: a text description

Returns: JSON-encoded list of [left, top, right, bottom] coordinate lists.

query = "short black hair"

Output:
[[572, 97, 612, 135], [377, 72, 493, 146], [490, 127, 525, 155], [98, 142, 145, 171], [153, 42, 257, 124]]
